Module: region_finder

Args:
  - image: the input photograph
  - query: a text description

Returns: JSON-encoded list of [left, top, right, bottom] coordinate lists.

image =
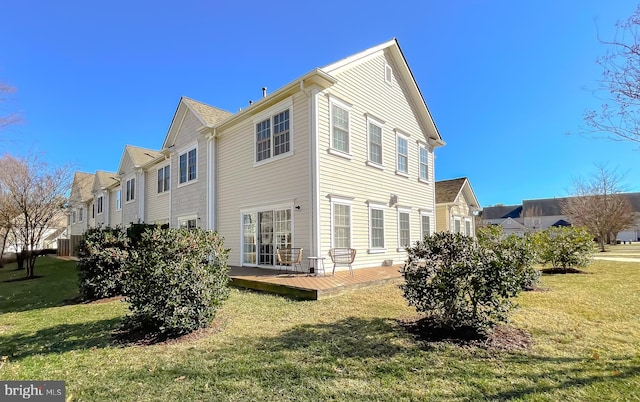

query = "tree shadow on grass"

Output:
[[0, 317, 122, 361]]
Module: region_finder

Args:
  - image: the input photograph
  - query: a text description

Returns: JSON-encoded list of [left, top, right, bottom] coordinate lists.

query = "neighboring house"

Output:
[[68, 172, 95, 235], [481, 193, 640, 241], [116, 145, 163, 227], [435, 178, 480, 237], [69, 38, 446, 272], [92, 171, 119, 227]]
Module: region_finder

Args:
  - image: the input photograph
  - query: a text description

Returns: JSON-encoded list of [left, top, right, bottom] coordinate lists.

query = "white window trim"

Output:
[[367, 201, 386, 254], [419, 210, 433, 239], [240, 202, 295, 267], [464, 218, 474, 237], [385, 63, 393, 85], [253, 98, 294, 167], [157, 163, 171, 194], [115, 189, 122, 211], [453, 217, 462, 234], [329, 195, 354, 249], [177, 143, 198, 188], [417, 142, 431, 183], [366, 114, 385, 169], [125, 176, 136, 204], [177, 213, 199, 229], [96, 194, 104, 215], [328, 96, 352, 158], [397, 207, 412, 251], [395, 130, 410, 177]]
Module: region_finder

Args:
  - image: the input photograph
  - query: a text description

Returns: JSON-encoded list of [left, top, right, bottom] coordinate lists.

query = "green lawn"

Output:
[[0, 257, 639, 401], [601, 242, 640, 258]]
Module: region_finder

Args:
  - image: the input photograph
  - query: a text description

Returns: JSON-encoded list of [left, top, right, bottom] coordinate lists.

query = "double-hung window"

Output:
[[330, 98, 350, 155], [126, 178, 135, 202], [158, 165, 170, 193], [367, 116, 384, 167], [179, 148, 197, 184], [97, 196, 103, 215], [368, 202, 385, 252], [465, 220, 473, 237], [396, 134, 409, 175], [255, 104, 291, 164], [78, 207, 84, 222], [420, 213, 431, 239], [330, 196, 352, 248], [454, 218, 461, 234], [419, 144, 429, 181], [116, 190, 122, 210], [398, 210, 410, 249]]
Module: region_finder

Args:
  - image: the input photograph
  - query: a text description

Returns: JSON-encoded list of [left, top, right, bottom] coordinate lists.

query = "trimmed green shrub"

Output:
[[77, 226, 129, 300], [400, 232, 524, 331], [476, 226, 541, 290], [532, 226, 595, 272], [123, 227, 230, 337]]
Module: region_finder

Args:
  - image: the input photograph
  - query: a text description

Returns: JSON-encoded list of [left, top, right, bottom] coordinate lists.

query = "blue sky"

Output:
[[1, 0, 638, 206]]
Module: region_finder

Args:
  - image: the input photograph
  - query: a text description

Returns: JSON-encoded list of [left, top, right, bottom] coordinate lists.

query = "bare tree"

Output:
[[0, 82, 20, 130], [562, 165, 635, 252], [0, 153, 73, 278], [582, 6, 640, 144]]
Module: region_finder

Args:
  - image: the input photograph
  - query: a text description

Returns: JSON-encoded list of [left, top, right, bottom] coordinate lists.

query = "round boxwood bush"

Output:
[[400, 232, 524, 332], [122, 227, 230, 337], [77, 226, 129, 300]]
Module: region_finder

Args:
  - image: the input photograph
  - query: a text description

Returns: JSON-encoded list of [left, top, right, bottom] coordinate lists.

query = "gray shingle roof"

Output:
[[182, 97, 232, 126], [435, 178, 467, 204], [481, 205, 523, 220]]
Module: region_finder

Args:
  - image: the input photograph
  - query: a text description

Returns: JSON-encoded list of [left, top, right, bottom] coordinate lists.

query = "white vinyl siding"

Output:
[[146, 164, 170, 225], [318, 51, 436, 269]]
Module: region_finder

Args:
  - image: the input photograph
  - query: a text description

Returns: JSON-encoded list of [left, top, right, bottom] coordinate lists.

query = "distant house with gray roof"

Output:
[[435, 178, 480, 236]]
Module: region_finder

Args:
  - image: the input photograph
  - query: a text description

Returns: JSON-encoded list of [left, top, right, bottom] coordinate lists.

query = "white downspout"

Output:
[[309, 88, 321, 257], [207, 131, 216, 231], [137, 169, 145, 223]]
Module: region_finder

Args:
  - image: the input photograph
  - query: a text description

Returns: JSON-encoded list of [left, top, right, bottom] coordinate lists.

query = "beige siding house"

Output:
[[116, 145, 162, 227], [92, 171, 119, 227], [68, 172, 94, 235], [435, 178, 480, 236], [70, 38, 446, 273]]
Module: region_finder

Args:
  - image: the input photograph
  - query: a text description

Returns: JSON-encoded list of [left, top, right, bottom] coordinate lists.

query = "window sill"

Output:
[[327, 148, 352, 160], [396, 247, 409, 252], [395, 170, 409, 178], [366, 161, 384, 170], [418, 178, 431, 184], [177, 179, 198, 188], [368, 248, 386, 254]]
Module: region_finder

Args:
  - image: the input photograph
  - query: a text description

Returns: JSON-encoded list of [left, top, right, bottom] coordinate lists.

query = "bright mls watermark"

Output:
[[1, 381, 65, 401]]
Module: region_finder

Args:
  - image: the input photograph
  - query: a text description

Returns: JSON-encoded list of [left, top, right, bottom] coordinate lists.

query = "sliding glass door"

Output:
[[242, 207, 291, 267]]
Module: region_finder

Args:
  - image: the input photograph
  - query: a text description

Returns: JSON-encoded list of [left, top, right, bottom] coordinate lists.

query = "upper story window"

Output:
[[329, 98, 351, 156], [179, 148, 197, 184], [255, 107, 291, 164], [367, 116, 384, 167], [419, 144, 429, 182], [158, 165, 170, 193], [116, 190, 122, 210], [97, 196, 103, 215], [396, 134, 409, 175], [126, 177, 135, 202]]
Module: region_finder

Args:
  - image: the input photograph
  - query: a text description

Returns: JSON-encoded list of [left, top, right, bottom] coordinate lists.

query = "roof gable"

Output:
[[435, 178, 480, 208], [117, 145, 162, 175], [162, 97, 232, 149], [322, 38, 444, 146], [92, 170, 119, 193], [69, 172, 94, 204]]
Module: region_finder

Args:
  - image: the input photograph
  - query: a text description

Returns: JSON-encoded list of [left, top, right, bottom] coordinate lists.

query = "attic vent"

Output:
[[384, 63, 393, 84]]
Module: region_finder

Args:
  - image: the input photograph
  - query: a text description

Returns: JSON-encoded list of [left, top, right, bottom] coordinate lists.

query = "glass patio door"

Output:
[[242, 207, 292, 267]]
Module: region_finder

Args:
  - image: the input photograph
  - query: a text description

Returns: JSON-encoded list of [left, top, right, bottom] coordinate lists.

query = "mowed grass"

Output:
[[0, 257, 639, 401], [601, 242, 640, 258]]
